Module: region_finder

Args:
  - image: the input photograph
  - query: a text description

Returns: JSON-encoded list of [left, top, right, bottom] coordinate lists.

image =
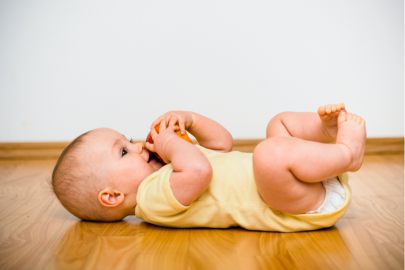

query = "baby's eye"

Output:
[[122, 148, 128, 156]]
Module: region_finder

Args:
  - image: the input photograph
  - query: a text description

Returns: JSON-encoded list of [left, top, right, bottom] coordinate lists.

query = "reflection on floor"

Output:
[[0, 155, 403, 269]]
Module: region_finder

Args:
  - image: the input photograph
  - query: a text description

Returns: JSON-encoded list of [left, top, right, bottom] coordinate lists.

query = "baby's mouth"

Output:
[[146, 149, 155, 163]]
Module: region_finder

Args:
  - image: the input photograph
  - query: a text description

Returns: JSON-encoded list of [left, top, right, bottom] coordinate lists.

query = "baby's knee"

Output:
[[253, 138, 293, 186], [253, 137, 292, 166]]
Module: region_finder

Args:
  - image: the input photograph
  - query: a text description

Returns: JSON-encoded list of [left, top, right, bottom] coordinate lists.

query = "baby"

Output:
[[51, 103, 366, 232]]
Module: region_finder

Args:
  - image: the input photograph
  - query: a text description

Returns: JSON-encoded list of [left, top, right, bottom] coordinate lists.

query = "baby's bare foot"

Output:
[[318, 103, 346, 142], [336, 111, 366, 172]]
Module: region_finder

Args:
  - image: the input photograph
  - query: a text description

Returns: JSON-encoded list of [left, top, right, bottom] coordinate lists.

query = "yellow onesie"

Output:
[[135, 145, 351, 232]]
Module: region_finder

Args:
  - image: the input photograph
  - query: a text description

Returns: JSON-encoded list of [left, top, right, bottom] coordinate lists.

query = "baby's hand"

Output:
[[145, 120, 181, 163], [150, 111, 194, 135]]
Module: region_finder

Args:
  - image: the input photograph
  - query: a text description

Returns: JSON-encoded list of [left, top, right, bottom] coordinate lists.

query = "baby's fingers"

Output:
[[160, 119, 167, 130], [168, 116, 178, 127], [150, 114, 169, 128], [145, 142, 155, 152], [178, 119, 186, 135], [168, 125, 180, 132], [149, 126, 159, 139], [163, 114, 172, 126], [150, 118, 161, 128]]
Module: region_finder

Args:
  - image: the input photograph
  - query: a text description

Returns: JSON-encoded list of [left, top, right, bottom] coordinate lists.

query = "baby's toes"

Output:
[[336, 103, 346, 112], [355, 115, 363, 124], [318, 106, 326, 116], [337, 111, 347, 125], [346, 112, 354, 121], [332, 110, 342, 118]]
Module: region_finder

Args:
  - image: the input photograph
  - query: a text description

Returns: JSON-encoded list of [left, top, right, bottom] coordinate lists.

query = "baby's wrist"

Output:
[[161, 136, 182, 163], [163, 136, 189, 163]]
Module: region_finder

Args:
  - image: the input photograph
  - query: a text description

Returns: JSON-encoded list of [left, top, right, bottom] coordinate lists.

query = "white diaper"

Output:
[[306, 177, 346, 214]]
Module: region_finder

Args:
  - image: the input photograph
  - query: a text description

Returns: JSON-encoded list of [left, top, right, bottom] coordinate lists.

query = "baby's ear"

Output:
[[98, 188, 125, 207]]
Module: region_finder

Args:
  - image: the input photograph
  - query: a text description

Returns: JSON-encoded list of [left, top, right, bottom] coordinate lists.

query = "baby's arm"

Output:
[[150, 111, 233, 152], [146, 121, 213, 205]]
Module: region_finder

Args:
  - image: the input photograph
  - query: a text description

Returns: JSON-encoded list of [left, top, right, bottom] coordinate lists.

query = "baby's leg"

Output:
[[253, 111, 366, 214], [266, 103, 345, 143]]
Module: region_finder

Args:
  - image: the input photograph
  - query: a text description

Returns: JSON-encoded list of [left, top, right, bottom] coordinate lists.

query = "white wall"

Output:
[[0, 0, 403, 142]]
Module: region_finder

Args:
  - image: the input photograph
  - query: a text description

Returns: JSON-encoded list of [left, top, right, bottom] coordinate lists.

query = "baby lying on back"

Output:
[[52, 103, 366, 232]]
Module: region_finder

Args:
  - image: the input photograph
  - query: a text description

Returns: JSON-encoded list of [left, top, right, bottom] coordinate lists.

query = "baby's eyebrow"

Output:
[[111, 135, 128, 155]]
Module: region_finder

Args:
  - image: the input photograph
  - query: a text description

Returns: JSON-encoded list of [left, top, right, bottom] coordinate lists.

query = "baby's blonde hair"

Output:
[[51, 131, 119, 221]]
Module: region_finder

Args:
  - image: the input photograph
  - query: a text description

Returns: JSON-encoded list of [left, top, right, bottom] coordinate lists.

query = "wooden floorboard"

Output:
[[0, 155, 403, 269], [0, 137, 403, 159]]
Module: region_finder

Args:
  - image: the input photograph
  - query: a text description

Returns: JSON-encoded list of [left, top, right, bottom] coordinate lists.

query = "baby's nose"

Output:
[[135, 142, 145, 153]]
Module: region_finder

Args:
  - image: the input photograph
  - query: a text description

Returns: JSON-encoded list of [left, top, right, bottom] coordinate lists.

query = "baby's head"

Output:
[[51, 128, 163, 221]]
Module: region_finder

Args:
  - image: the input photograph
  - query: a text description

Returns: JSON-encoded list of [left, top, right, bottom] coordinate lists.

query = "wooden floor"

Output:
[[0, 155, 403, 270]]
